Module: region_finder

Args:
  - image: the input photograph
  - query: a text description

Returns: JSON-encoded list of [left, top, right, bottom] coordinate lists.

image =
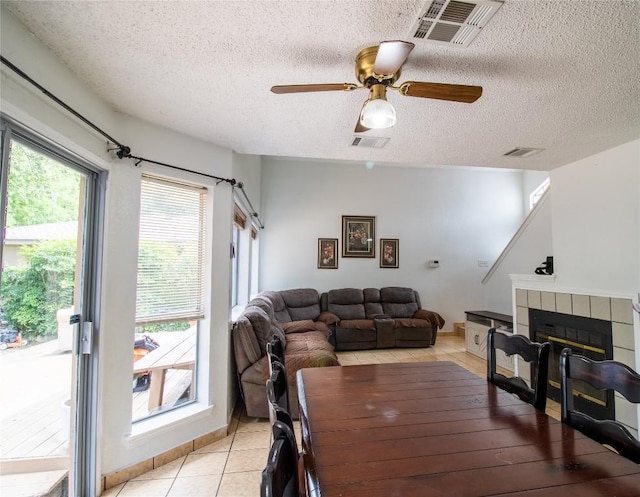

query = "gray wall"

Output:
[[259, 157, 529, 327]]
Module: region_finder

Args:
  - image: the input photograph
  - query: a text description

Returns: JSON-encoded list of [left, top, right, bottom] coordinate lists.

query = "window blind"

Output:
[[234, 204, 247, 229], [136, 175, 206, 325]]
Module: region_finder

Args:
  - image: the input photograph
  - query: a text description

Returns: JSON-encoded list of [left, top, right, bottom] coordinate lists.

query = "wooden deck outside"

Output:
[[0, 391, 69, 461], [0, 382, 164, 462], [132, 329, 196, 417], [1, 330, 195, 465]]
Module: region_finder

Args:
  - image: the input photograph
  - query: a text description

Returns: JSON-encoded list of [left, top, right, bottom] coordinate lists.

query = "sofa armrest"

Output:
[[318, 311, 340, 325], [373, 315, 395, 348], [413, 309, 445, 329], [368, 313, 391, 320]]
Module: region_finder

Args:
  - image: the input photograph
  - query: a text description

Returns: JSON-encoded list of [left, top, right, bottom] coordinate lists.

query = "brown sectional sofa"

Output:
[[321, 287, 445, 350], [231, 286, 444, 418], [232, 288, 339, 419]]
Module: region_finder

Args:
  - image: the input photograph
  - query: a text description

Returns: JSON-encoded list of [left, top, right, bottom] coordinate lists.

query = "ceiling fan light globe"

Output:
[[360, 99, 396, 129]]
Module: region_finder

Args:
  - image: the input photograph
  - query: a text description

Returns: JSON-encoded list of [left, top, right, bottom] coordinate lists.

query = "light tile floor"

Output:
[[102, 334, 561, 496]]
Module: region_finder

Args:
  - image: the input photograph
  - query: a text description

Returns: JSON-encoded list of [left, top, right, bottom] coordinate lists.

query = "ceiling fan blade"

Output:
[[271, 83, 357, 94], [399, 82, 483, 103], [373, 40, 415, 76]]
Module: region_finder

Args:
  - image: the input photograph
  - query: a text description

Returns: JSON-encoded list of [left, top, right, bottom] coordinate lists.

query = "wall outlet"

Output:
[[478, 260, 488, 267], [428, 259, 440, 268]]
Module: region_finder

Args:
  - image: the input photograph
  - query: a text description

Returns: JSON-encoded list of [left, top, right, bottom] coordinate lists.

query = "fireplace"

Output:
[[530, 309, 614, 420], [510, 276, 638, 436]]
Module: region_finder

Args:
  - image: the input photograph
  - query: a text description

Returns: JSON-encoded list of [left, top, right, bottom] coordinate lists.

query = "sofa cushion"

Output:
[[363, 287, 380, 302], [414, 309, 446, 329], [281, 319, 331, 338], [259, 290, 292, 323], [248, 295, 275, 318], [363, 287, 384, 316], [261, 332, 339, 381], [365, 304, 384, 317], [280, 288, 321, 321], [286, 350, 339, 373], [383, 301, 419, 318], [318, 311, 340, 325], [327, 288, 366, 319], [338, 319, 376, 331], [232, 315, 262, 373], [244, 305, 285, 355], [379, 287, 419, 317], [285, 331, 334, 350], [247, 296, 286, 334], [380, 286, 417, 303], [393, 317, 430, 329], [329, 287, 364, 305]]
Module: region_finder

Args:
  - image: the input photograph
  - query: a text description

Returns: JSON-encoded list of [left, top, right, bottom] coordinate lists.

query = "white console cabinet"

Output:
[[465, 311, 514, 372]]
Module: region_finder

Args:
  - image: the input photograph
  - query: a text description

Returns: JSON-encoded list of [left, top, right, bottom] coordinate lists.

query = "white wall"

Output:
[[100, 116, 235, 475], [2, 5, 237, 480], [483, 194, 553, 314], [550, 139, 640, 295], [232, 153, 262, 212], [259, 158, 527, 327]]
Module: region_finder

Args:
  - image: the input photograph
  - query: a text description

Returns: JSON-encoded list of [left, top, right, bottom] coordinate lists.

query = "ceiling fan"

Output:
[[271, 40, 482, 132]]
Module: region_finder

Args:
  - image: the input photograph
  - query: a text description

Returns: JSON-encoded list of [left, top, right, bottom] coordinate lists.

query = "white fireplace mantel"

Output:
[[510, 274, 639, 301], [509, 273, 640, 436]]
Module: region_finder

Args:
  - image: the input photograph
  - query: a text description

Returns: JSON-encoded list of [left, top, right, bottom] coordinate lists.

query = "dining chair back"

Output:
[[266, 360, 291, 422], [487, 328, 550, 411], [270, 403, 296, 439], [261, 420, 300, 497], [267, 334, 285, 376], [560, 347, 640, 463]]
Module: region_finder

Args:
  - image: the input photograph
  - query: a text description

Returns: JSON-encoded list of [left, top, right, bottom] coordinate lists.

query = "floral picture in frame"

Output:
[[342, 215, 375, 258], [317, 238, 338, 269], [380, 238, 399, 268]]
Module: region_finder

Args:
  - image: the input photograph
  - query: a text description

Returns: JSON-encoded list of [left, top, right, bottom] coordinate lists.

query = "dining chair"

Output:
[[267, 333, 285, 376], [270, 402, 296, 435], [266, 360, 291, 421], [487, 328, 551, 411], [560, 347, 640, 463], [270, 400, 306, 484], [261, 420, 301, 497]]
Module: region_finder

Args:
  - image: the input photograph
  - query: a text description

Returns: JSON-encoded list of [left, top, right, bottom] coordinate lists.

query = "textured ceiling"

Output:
[[4, 0, 640, 171]]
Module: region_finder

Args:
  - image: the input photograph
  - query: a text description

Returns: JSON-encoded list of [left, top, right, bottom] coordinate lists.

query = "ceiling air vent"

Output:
[[503, 147, 545, 158], [350, 136, 390, 149], [408, 0, 504, 47]]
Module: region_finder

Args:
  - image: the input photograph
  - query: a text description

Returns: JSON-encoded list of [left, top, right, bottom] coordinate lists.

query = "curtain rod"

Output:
[[236, 182, 264, 229], [1, 55, 235, 186]]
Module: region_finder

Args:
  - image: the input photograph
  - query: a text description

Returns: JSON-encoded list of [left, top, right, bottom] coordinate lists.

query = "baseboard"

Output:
[[101, 425, 228, 491]]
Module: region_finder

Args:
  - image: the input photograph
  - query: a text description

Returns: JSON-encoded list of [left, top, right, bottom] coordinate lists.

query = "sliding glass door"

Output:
[[0, 120, 103, 496]]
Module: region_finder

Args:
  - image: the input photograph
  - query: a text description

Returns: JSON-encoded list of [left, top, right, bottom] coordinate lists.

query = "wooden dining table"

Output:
[[296, 361, 640, 497]]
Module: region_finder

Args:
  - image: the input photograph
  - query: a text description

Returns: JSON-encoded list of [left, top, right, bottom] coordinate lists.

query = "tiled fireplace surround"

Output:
[[511, 274, 639, 437]]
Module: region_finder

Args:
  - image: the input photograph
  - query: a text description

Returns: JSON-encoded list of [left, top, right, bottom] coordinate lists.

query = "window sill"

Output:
[[231, 303, 247, 323], [128, 401, 214, 444]]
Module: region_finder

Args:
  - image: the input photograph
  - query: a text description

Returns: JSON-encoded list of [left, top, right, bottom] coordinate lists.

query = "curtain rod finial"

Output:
[[116, 145, 131, 159]]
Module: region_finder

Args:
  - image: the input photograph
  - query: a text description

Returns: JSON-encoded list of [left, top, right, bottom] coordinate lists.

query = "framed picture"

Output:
[[342, 215, 375, 258], [380, 238, 399, 268], [317, 238, 338, 269]]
